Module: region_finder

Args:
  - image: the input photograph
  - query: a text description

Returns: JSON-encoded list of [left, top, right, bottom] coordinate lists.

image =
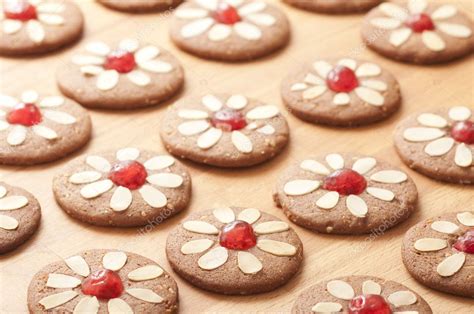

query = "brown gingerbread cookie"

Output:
[[170, 0, 290, 61], [28, 249, 179, 313], [0, 183, 41, 254], [160, 93, 289, 167], [281, 57, 401, 126], [394, 106, 473, 184], [274, 153, 418, 234], [292, 276, 432, 313], [97, 0, 183, 13], [402, 211, 474, 298], [0, 0, 83, 56], [0, 90, 92, 165], [53, 148, 192, 227], [57, 38, 184, 110], [283, 0, 382, 14], [166, 207, 303, 295], [361, 0, 474, 64]]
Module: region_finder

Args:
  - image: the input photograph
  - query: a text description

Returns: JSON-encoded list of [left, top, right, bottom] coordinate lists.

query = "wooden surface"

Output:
[[1, 0, 473, 313]]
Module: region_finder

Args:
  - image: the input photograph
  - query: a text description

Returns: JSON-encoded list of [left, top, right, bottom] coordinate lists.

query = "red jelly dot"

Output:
[[450, 121, 474, 144], [323, 169, 367, 196], [82, 269, 124, 300], [211, 109, 247, 132], [7, 103, 42, 126], [349, 294, 392, 314], [405, 13, 435, 33], [219, 220, 257, 250], [108, 160, 147, 190], [104, 50, 136, 74], [326, 66, 359, 93], [3, 0, 37, 21], [453, 230, 474, 254], [213, 2, 241, 25]]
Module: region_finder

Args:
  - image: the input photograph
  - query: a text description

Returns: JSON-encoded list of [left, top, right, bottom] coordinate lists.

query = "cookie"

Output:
[[28, 249, 179, 313], [0, 90, 92, 165], [283, 0, 382, 14], [394, 106, 473, 184], [57, 38, 184, 110], [292, 275, 432, 313], [166, 207, 303, 295], [281, 57, 401, 127], [361, 0, 474, 64], [97, 0, 183, 13], [170, 0, 290, 61], [0, 0, 83, 56], [274, 153, 418, 234], [0, 183, 41, 254], [402, 211, 474, 298], [53, 148, 192, 227]]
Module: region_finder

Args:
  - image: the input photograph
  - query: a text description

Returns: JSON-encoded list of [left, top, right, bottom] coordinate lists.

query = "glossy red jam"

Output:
[[405, 13, 435, 33], [108, 161, 147, 190], [104, 50, 136, 73], [3, 1, 37, 21], [323, 169, 367, 196], [6, 103, 42, 126], [453, 230, 474, 254], [349, 294, 392, 314], [326, 66, 359, 93], [219, 220, 257, 250], [450, 121, 474, 144], [213, 2, 241, 25], [82, 269, 124, 300], [211, 109, 247, 132]]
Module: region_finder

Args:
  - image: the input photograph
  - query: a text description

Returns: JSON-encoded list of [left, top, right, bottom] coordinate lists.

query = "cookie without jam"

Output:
[[283, 0, 382, 14], [97, 0, 183, 13]]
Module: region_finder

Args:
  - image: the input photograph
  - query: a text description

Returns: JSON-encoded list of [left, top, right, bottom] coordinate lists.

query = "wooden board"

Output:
[[0, 1, 473, 312]]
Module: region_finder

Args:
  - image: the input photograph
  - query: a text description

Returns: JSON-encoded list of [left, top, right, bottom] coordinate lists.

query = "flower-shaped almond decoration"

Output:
[[71, 39, 174, 91], [181, 207, 297, 273], [0, 185, 29, 231], [402, 106, 473, 168], [0, 90, 76, 146], [283, 154, 408, 218], [290, 59, 387, 107], [37, 251, 167, 312], [413, 212, 474, 278], [0, 0, 66, 43], [177, 94, 280, 153], [69, 148, 183, 212], [175, 0, 276, 41], [369, 0, 472, 52]]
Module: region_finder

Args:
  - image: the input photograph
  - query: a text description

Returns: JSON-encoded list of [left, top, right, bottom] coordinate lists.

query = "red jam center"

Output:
[[104, 49, 136, 74], [213, 2, 241, 25], [405, 13, 435, 33], [211, 109, 247, 132], [6, 103, 42, 126], [453, 230, 474, 254], [323, 169, 367, 196], [349, 294, 392, 314], [82, 269, 124, 300], [450, 121, 474, 144], [219, 220, 257, 250], [108, 160, 147, 190], [326, 66, 359, 93], [3, 0, 37, 21]]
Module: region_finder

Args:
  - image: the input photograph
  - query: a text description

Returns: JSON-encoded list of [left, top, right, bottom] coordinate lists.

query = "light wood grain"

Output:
[[0, 0, 473, 312]]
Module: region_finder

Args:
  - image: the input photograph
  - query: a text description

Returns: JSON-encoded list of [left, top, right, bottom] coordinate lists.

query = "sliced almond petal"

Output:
[[326, 153, 344, 170], [39, 291, 78, 310], [226, 94, 248, 110], [333, 93, 350, 106], [388, 290, 417, 307], [202, 94, 223, 112], [126, 288, 163, 303], [39, 96, 64, 107], [414, 238, 447, 252], [437, 22, 472, 38], [0, 215, 19, 230], [346, 195, 368, 217], [283, 180, 320, 196], [316, 191, 340, 209], [80, 180, 114, 199], [65, 255, 90, 277], [256, 239, 297, 256], [403, 127, 445, 142], [139, 60, 173, 73], [181, 17, 214, 38], [302, 85, 327, 100], [144, 155, 175, 170], [313, 61, 332, 78], [246, 105, 279, 120], [304, 73, 325, 85], [361, 80, 388, 92], [437, 253, 466, 277], [327, 280, 355, 300], [213, 207, 235, 223], [356, 63, 381, 77], [408, 0, 427, 14], [362, 280, 382, 295], [2, 20, 22, 34], [175, 8, 209, 19], [118, 38, 139, 53], [0, 186, 6, 198], [139, 185, 167, 208], [457, 212, 474, 227], [86, 156, 111, 172], [417, 113, 448, 128], [237, 208, 261, 224], [85, 41, 110, 56], [116, 147, 140, 161], [32, 125, 58, 140], [237, 251, 262, 274], [454, 143, 472, 168], [422, 31, 446, 52], [147, 173, 183, 188], [73, 296, 99, 314], [352, 157, 377, 175], [370, 170, 407, 184], [370, 17, 402, 29], [431, 221, 459, 234], [231, 131, 253, 153], [26, 20, 45, 43], [197, 128, 222, 149], [80, 65, 103, 76], [108, 298, 133, 314], [128, 265, 164, 281], [234, 21, 262, 40], [254, 221, 289, 234], [379, 3, 408, 20], [198, 246, 228, 270], [0, 196, 28, 211], [7, 126, 27, 146], [0, 94, 18, 107], [181, 239, 214, 255], [208, 23, 232, 41], [178, 120, 210, 136], [178, 109, 209, 120], [72, 55, 105, 66], [43, 110, 76, 125], [46, 274, 82, 289], [110, 187, 132, 212], [291, 83, 308, 91], [431, 5, 457, 19], [300, 160, 330, 175], [355, 87, 384, 106], [337, 58, 357, 70], [127, 70, 151, 86], [183, 221, 219, 235], [238, 1, 266, 15], [312, 302, 343, 313], [366, 187, 395, 202], [135, 45, 160, 63], [257, 125, 275, 135], [424, 137, 454, 156], [389, 27, 412, 47], [103, 251, 127, 271], [96, 70, 119, 91], [448, 106, 471, 121]]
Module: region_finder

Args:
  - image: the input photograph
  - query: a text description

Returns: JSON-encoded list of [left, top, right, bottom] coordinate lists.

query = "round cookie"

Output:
[[281, 57, 401, 126], [57, 38, 184, 110], [283, 0, 382, 14], [160, 93, 289, 167], [402, 211, 474, 298], [394, 106, 473, 184], [0, 183, 41, 254], [28, 249, 179, 313], [97, 0, 183, 13], [170, 0, 290, 61], [361, 0, 474, 64], [0, 0, 83, 56], [0, 90, 92, 165], [274, 153, 418, 234], [53, 148, 192, 227], [292, 276, 432, 313], [166, 207, 303, 295]]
